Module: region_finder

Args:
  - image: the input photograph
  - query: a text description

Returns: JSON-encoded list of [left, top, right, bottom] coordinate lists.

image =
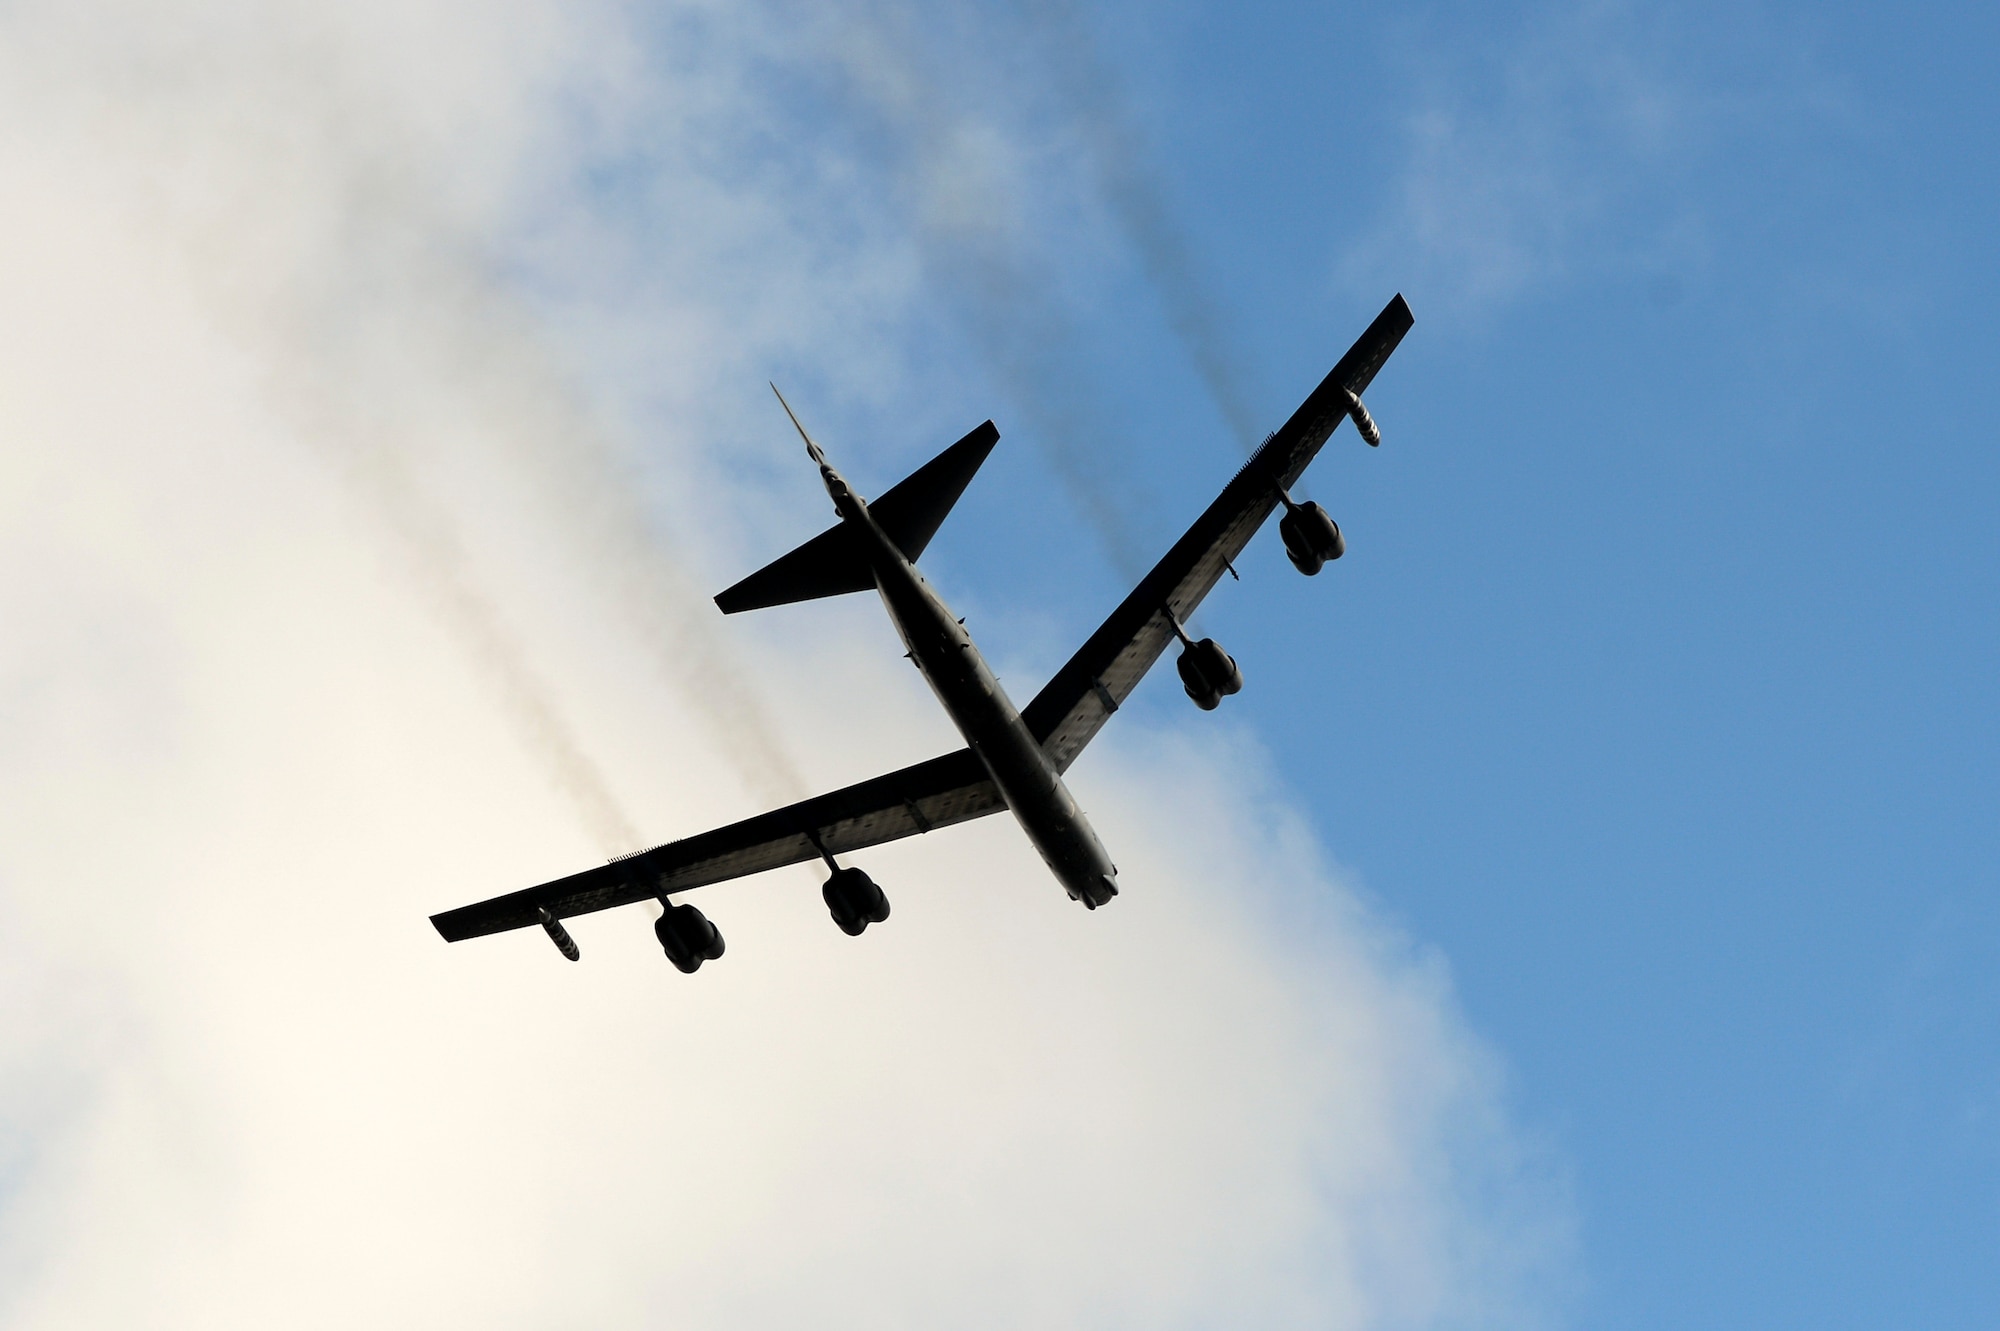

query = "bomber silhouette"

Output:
[[431, 295, 1413, 970]]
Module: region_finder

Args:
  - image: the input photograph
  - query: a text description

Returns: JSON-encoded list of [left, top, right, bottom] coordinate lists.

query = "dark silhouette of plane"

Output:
[[431, 295, 1413, 969]]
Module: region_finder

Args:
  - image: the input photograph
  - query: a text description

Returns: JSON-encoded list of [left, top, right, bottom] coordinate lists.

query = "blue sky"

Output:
[[1125, 4, 1994, 1324], [591, 1, 1998, 1324], [0, 0, 1992, 1325]]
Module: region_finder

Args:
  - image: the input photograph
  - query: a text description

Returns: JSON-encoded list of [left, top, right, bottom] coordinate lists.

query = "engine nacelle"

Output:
[[1279, 501, 1345, 575], [654, 901, 726, 973], [1343, 389, 1382, 447], [823, 866, 891, 936], [1176, 637, 1243, 711]]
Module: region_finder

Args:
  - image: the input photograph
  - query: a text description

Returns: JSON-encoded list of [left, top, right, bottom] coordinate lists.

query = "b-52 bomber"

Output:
[[430, 294, 1413, 970]]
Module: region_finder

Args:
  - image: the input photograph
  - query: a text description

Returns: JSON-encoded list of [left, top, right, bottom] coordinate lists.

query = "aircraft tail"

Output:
[[714, 420, 999, 614]]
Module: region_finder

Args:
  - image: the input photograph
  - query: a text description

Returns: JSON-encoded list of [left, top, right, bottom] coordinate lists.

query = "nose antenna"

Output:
[[769, 383, 827, 467]]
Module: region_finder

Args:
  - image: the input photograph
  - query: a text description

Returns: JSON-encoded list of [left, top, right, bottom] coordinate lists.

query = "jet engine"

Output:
[[655, 901, 726, 973], [1176, 637, 1243, 711], [1278, 500, 1344, 575], [823, 866, 891, 936]]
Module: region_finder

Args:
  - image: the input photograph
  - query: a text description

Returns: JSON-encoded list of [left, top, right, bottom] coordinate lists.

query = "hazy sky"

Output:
[[1, 1, 1994, 1328]]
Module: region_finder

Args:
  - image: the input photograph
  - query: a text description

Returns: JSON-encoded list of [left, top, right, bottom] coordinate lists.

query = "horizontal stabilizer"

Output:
[[712, 523, 873, 614], [715, 420, 999, 614]]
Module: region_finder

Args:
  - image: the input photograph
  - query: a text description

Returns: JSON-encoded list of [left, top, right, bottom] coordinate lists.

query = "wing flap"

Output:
[[1023, 294, 1414, 770], [431, 747, 1003, 941]]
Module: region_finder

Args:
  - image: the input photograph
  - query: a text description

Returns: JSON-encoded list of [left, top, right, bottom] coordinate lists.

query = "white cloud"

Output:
[[0, 2, 1572, 1326]]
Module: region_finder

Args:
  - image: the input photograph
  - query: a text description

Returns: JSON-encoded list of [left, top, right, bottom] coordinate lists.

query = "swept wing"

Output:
[[431, 748, 1001, 941], [1022, 293, 1413, 770]]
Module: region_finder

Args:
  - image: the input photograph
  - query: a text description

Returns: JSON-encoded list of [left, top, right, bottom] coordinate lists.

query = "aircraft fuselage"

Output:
[[820, 464, 1120, 907]]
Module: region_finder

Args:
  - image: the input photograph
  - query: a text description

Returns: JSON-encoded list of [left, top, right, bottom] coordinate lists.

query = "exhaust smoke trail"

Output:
[[369, 470, 646, 860], [389, 282, 813, 810], [826, 14, 1156, 580], [581, 498, 814, 810], [928, 228, 1155, 582], [1018, 0, 1267, 455], [43, 34, 672, 862], [336, 353, 813, 831], [236, 180, 811, 828], [280, 375, 647, 859], [24, 0, 821, 842], [814, 0, 1272, 588]]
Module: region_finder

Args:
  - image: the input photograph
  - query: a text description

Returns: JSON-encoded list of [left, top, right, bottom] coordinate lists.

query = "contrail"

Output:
[[591, 514, 812, 810], [137, 58, 813, 845], [936, 241, 1154, 581], [273, 315, 806, 851], [403, 281, 812, 810], [820, 0, 1271, 588], [828, 13, 1157, 579], [314, 410, 646, 859], [1016, 0, 1266, 455]]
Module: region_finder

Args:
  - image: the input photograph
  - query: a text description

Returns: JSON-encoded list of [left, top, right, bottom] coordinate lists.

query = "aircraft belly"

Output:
[[931, 651, 1117, 900], [876, 540, 1118, 901]]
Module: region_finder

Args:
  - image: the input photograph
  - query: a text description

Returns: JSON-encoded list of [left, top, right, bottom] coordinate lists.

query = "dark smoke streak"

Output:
[[428, 300, 814, 811], [927, 228, 1155, 583], [808, 0, 1270, 590], [1018, 0, 1266, 455], [824, 10, 1157, 579], [253, 307, 653, 858], [346, 441, 646, 858]]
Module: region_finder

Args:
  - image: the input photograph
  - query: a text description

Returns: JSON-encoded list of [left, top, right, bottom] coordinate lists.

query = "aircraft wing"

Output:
[[1020, 294, 1414, 772], [430, 747, 1003, 941]]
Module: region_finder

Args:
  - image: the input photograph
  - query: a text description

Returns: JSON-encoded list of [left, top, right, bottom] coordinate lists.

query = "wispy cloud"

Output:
[[0, 1, 1574, 1326], [1342, 3, 1706, 315]]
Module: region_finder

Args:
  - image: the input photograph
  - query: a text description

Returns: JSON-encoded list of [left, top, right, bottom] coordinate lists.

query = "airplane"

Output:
[[430, 294, 1413, 970]]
